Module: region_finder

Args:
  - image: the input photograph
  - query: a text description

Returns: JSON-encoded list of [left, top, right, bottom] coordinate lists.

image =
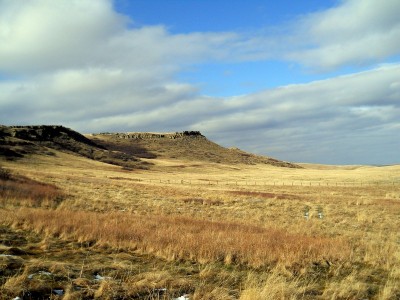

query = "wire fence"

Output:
[[109, 177, 399, 187]]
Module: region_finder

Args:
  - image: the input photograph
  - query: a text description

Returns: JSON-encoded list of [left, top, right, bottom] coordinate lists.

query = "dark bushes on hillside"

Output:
[[0, 166, 11, 180]]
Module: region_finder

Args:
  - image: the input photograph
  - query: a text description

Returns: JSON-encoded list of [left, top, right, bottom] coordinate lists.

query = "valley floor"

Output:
[[1, 152, 399, 299]]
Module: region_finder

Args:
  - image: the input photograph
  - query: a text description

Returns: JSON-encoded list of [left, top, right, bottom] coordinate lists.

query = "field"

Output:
[[1, 151, 399, 299]]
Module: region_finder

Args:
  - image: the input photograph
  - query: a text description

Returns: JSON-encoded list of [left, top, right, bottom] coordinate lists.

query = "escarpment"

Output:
[[96, 131, 204, 140], [0, 125, 300, 168], [89, 131, 301, 168]]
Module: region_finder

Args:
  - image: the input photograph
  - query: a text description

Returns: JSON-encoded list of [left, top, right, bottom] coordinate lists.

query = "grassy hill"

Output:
[[1, 125, 399, 299], [0, 125, 149, 169], [0, 147, 399, 299], [0, 125, 299, 168], [87, 131, 300, 168]]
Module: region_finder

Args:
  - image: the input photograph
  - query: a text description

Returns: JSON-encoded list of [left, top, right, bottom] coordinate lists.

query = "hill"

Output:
[[0, 126, 399, 299], [0, 125, 299, 168], [87, 131, 300, 168], [0, 125, 149, 169]]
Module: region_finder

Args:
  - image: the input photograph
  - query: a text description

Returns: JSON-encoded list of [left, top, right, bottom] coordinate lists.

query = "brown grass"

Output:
[[0, 170, 63, 208], [0, 153, 399, 299], [0, 208, 347, 268]]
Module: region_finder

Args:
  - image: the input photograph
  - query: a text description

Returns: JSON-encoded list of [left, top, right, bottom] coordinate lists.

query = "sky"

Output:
[[0, 0, 399, 165]]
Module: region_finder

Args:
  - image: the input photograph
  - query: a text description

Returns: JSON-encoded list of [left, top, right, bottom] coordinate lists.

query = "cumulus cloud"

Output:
[[0, 0, 259, 75], [191, 65, 400, 163], [0, 0, 399, 164], [0, 0, 127, 73], [289, 0, 400, 69]]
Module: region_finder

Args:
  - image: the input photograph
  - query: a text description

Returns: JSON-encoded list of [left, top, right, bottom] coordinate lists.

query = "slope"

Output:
[[88, 131, 300, 168], [0, 125, 149, 169]]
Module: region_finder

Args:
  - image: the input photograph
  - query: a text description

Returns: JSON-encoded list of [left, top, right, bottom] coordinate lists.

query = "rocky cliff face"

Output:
[[0, 125, 149, 169], [9, 125, 103, 149], [95, 131, 204, 140], [1, 125, 300, 168], [89, 131, 301, 168]]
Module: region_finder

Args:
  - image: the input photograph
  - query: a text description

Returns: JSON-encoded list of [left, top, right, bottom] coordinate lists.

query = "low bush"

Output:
[[0, 166, 11, 180]]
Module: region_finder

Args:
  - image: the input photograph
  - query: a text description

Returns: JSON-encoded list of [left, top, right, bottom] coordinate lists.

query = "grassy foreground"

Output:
[[0, 152, 399, 299]]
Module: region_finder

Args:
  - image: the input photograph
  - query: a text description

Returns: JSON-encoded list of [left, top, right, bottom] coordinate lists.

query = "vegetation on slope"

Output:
[[0, 125, 150, 169], [0, 154, 399, 299], [89, 131, 300, 168], [1, 125, 300, 170], [0, 165, 63, 208]]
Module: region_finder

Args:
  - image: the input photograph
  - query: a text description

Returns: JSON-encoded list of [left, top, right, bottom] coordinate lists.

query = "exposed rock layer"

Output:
[[90, 131, 301, 168], [0, 125, 300, 168]]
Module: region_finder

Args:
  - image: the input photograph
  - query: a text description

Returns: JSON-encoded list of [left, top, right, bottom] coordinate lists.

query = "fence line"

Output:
[[124, 178, 399, 187]]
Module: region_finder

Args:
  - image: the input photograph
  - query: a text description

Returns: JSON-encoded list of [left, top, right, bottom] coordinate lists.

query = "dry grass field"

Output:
[[1, 151, 399, 299]]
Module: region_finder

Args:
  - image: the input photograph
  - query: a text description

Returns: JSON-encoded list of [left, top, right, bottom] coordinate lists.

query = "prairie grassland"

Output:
[[0, 153, 399, 299]]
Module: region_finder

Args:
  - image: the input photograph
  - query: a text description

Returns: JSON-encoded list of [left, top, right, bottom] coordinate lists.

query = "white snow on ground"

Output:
[[174, 295, 190, 300], [94, 274, 112, 281], [27, 271, 52, 279]]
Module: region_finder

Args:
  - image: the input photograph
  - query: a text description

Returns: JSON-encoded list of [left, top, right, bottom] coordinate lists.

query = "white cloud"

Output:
[[0, 0, 253, 76], [0, 0, 127, 73], [189, 65, 400, 163], [193, 64, 400, 130], [0, 0, 400, 164], [289, 0, 400, 69]]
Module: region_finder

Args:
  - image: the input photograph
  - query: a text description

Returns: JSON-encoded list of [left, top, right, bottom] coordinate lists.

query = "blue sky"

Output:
[[114, 1, 337, 32], [0, 0, 399, 165], [114, 0, 352, 97]]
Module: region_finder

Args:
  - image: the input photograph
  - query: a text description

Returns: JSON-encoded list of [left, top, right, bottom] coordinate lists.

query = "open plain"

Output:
[[0, 127, 399, 299]]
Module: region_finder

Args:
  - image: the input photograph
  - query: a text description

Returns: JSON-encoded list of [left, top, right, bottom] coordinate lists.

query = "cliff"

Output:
[[89, 131, 300, 168], [0, 125, 149, 169], [0, 125, 300, 168]]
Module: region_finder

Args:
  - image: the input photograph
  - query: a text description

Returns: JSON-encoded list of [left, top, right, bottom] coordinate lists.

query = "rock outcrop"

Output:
[[9, 125, 103, 150], [95, 131, 204, 140], [1, 125, 300, 168], [0, 125, 149, 169], [90, 131, 301, 168]]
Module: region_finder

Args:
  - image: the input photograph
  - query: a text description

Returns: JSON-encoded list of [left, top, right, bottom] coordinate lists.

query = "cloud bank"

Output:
[[0, 0, 399, 164], [289, 0, 400, 70]]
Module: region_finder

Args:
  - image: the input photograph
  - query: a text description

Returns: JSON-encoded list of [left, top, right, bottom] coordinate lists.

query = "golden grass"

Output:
[[1, 153, 400, 299], [240, 270, 305, 300], [0, 171, 63, 208], [0, 208, 348, 268]]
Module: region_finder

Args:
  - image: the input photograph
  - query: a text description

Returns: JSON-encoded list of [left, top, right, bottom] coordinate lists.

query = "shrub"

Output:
[[0, 166, 11, 180]]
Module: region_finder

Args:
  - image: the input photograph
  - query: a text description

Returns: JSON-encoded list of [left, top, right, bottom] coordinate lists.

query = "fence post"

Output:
[[317, 206, 324, 219], [304, 206, 310, 220]]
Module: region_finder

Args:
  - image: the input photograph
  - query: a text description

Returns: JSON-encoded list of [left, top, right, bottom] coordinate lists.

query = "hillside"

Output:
[[1, 138, 399, 298], [87, 131, 300, 168], [0, 125, 149, 169], [0, 125, 299, 168], [1, 126, 399, 299]]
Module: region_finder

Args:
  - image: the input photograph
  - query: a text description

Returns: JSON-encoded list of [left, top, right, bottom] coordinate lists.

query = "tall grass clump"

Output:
[[0, 208, 349, 268], [0, 170, 63, 208], [0, 166, 11, 180]]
